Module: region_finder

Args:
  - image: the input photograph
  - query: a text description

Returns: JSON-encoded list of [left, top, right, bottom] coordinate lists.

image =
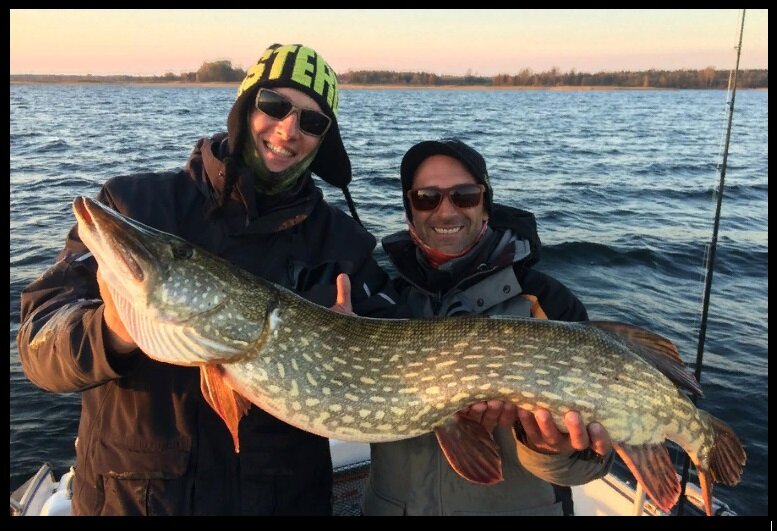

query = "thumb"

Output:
[[330, 273, 354, 315], [336, 273, 352, 311]]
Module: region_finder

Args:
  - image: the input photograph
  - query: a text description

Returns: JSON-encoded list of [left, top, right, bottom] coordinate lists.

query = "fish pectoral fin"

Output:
[[434, 416, 503, 485], [614, 442, 681, 514], [200, 365, 252, 453]]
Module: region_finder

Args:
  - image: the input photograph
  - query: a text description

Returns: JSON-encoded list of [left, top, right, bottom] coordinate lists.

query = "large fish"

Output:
[[72, 196, 745, 516]]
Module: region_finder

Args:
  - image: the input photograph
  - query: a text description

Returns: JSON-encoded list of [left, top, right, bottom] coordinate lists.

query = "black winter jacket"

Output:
[[17, 134, 401, 515]]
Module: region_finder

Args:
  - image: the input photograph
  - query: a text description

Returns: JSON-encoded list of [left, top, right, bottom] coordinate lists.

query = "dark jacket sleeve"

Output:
[[517, 267, 589, 322], [349, 257, 410, 319], [16, 193, 140, 393], [320, 208, 410, 320]]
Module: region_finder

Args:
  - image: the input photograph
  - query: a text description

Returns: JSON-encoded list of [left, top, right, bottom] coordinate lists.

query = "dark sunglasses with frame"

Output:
[[254, 88, 332, 137], [407, 184, 485, 211]]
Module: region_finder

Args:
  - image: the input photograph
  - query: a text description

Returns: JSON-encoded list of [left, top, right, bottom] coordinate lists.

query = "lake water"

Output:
[[9, 83, 768, 515]]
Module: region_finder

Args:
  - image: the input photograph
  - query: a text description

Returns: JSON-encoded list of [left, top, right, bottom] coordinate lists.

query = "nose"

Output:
[[275, 110, 301, 138], [435, 193, 459, 216]]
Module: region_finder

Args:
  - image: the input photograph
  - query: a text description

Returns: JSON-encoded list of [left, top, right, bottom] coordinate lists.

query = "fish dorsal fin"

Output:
[[587, 321, 703, 397], [434, 415, 503, 485], [614, 443, 681, 514], [200, 365, 252, 453]]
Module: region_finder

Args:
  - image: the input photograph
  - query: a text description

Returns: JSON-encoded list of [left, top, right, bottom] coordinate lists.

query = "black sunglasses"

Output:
[[407, 184, 485, 211], [255, 88, 332, 137]]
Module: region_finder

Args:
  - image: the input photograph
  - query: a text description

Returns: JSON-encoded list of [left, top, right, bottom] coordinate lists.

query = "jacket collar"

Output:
[[187, 133, 322, 234]]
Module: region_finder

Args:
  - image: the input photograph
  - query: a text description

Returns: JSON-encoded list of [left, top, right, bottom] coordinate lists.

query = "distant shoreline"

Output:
[[343, 84, 662, 91], [9, 80, 767, 91]]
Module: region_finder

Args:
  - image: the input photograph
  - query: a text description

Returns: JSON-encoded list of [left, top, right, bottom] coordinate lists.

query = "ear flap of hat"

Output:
[[226, 85, 258, 158], [310, 119, 351, 188]]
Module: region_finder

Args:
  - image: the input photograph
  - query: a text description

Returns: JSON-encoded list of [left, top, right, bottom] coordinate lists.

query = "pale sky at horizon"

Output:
[[10, 9, 768, 76]]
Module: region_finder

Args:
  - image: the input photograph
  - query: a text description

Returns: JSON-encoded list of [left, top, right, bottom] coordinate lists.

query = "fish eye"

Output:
[[172, 245, 194, 260]]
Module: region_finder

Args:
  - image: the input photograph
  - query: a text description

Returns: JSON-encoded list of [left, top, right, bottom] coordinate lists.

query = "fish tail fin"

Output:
[[614, 442, 680, 513], [200, 365, 252, 453], [694, 410, 747, 516]]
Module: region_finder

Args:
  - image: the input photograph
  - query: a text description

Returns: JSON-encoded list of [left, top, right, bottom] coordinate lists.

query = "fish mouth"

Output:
[[72, 196, 156, 283]]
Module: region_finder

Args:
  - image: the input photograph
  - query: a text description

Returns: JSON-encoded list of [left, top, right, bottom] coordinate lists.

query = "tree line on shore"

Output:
[[11, 60, 768, 89]]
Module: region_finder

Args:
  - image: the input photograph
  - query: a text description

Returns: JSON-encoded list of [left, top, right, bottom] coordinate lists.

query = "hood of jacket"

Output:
[[185, 132, 323, 235]]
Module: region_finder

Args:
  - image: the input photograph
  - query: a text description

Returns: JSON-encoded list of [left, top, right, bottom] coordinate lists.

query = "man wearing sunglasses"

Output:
[[17, 43, 402, 515], [362, 139, 614, 516]]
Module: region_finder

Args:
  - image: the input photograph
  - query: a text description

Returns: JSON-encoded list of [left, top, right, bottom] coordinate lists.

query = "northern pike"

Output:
[[72, 196, 745, 516]]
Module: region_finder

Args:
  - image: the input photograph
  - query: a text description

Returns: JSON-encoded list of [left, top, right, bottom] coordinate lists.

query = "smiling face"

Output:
[[247, 87, 324, 173], [409, 155, 488, 254]]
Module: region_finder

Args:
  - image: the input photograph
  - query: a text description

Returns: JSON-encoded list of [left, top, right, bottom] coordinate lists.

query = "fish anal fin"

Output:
[[434, 416, 503, 485], [588, 321, 703, 397], [200, 365, 251, 453], [614, 442, 681, 514]]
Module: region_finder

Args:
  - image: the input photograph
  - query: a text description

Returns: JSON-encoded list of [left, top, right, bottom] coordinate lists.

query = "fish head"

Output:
[[72, 196, 232, 324]]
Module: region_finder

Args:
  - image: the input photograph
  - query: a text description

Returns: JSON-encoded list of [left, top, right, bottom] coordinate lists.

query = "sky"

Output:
[[10, 9, 768, 77]]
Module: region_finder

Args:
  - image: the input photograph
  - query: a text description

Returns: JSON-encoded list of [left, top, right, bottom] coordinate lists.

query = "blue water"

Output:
[[9, 84, 768, 515]]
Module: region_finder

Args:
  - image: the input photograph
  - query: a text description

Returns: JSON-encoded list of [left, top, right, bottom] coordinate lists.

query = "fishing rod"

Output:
[[675, 9, 746, 516]]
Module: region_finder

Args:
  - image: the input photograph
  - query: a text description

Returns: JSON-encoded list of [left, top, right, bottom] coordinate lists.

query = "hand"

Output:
[[96, 268, 137, 355], [517, 408, 612, 456], [329, 273, 355, 316], [458, 400, 518, 433]]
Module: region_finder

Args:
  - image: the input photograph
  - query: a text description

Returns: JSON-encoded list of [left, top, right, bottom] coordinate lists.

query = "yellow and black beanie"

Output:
[[227, 43, 351, 189]]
